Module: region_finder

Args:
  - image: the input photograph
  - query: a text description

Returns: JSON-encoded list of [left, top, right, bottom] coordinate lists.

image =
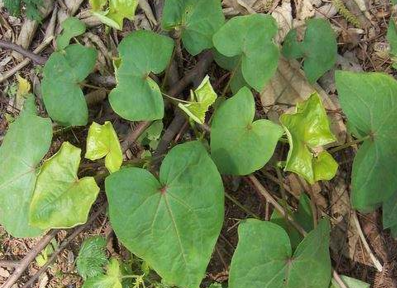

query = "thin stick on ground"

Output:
[[0, 40, 48, 65], [352, 211, 383, 272], [245, 174, 349, 288], [0, 36, 54, 83], [20, 204, 107, 288], [1, 229, 59, 288]]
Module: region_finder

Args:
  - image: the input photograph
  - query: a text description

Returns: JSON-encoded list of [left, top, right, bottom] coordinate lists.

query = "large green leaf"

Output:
[[83, 258, 122, 288], [109, 31, 174, 121], [229, 218, 331, 288], [335, 71, 397, 211], [56, 17, 86, 51], [387, 19, 397, 69], [282, 18, 337, 83], [89, 0, 138, 30], [178, 75, 217, 124], [213, 14, 279, 92], [211, 87, 283, 175], [77, 236, 109, 280], [29, 142, 100, 230], [42, 44, 97, 126], [85, 121, 123, 173], [162, 0, 224, 56], [0, 97, 52, 237], [105, 141, 224, 288], [280, 93, 338, 184]]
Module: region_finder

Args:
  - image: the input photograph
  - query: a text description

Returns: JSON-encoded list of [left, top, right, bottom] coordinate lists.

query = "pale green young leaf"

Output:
[[29, 142, 100, 230], [229, 218, 331, 288], [282, 18, 337, 83], [105, 141, 224, 288], [178, 75, 217, 124], [313, 151, 338, 182], [83, 258, 122, 288], [162, 0, 224, 55], [42, 44, 97, 126], [213, 14, 279, 92], [35, 239, 57, 267], [0, 96, 52, 238], [90, 0, 138, 30], [85, 121, 123, 173], [211, 87, 283, 175], [56, 17, 86, 51], [280, 92, 337, 184], [77, 236, 108, 280], [330, 275, 370, 288], [387, 20, 397, 69], [335, 71, 397, 211], [109, 31, 174, 121]]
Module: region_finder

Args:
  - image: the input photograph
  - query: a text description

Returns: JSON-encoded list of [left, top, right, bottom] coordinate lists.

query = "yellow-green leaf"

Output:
[[85, 121, 123, 173], [29, 142, 100, 230], [90, 0, 138, 30], [178, 75, 217, 124], [280, 93, 337, 184]]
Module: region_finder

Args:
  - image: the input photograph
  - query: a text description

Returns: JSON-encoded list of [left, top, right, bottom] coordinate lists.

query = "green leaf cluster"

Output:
[[283, 18, 337, 83], [213, 14, 279, 93], [229, 218, 331, 288], [105, 141, 224, 288], [109, 30, 174, 121], [211, 87, 283, 175], [0, 97, 52, 238], [162, 0, 225, 56], [280, 93, 338, 184], [42, 18, 97, 127], [335, 71, 397, 235]]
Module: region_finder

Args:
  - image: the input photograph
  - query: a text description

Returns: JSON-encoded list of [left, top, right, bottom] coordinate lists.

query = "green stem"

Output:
[[221, 58, 242, 98], [225, 191, 260, 219], [275, 166, 289, 224], [328, 135, 371, 154], [161, 92, 191, 104]]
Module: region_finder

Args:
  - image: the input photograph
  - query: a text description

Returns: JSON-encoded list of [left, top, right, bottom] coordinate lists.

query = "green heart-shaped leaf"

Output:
[[42, 44, 97, 126], [282, 18, 337, 83], [89, 0, 138, 30], [211, 87, 283, 175], [162, 0, 224, 56], [335, 71, 397, 211], [29, 142, 100, 230], [85, 121, 122, 173], [83, 258, 122, 288], [229, 218, 331, 288], [280, 93, 337, 184], [109, 31, 174, 121], [178, 75, 217, 124], [56, 17, 86, 51], [0, 97, 52, 237], [213, 14, 279, 92], [105, 141, 224, 288]]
